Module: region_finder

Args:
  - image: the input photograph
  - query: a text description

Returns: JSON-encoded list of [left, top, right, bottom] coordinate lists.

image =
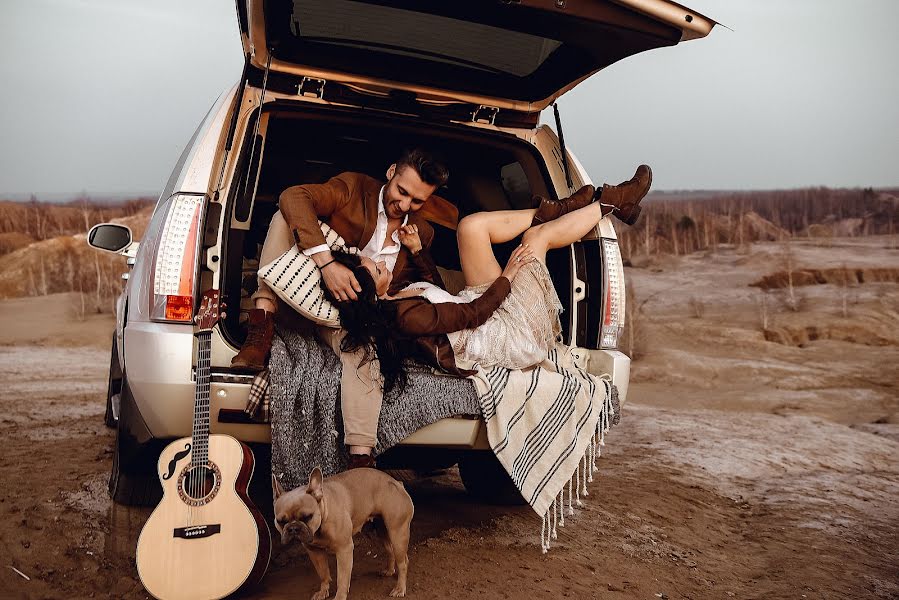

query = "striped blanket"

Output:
[[469, 345, 618, 553]]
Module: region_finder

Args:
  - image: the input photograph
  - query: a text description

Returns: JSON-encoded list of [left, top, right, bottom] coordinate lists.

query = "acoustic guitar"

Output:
[[136, 290, 271, 599]]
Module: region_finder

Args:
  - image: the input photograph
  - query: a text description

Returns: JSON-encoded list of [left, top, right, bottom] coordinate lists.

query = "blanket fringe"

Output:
[[539, 379, 617, 552]]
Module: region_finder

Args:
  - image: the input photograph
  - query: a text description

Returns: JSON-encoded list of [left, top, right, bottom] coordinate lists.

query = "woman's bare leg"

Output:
[[456, 201, 605, 286], [456, 209, 538, 286], [522, 202, 605, 255]]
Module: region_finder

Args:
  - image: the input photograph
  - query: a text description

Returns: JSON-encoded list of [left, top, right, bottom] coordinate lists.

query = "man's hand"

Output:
[[397, 224, 423, 255], [500, 244, 535, 282], [313, 251, 361, 301]]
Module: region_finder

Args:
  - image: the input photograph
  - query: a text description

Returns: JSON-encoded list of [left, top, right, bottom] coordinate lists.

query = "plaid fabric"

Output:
[[244, 369, 271, 423]]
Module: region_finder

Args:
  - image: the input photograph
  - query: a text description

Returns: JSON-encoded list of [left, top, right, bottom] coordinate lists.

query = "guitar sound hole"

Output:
[[183, 466, 218, 501]]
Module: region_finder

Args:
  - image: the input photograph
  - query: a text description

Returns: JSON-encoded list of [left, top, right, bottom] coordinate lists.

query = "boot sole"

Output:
[[620, 165, 651, 226], [620, 204, 642, 226], [229, 361, 266, 373]]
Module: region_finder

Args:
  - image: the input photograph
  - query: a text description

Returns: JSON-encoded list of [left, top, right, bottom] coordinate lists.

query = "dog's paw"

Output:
[[389, 585, 406, 597], [310, 590, 329, 600], [379, 566, 396, 577]]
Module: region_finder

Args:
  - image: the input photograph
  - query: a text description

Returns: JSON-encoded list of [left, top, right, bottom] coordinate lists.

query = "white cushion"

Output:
[[258, 221, 358, 327]]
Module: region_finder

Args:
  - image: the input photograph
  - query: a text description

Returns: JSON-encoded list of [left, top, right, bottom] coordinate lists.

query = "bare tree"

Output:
[[756, 291, 771, 330], [643, 209, 652, 257], [781, 237, 801, 312], [688, 296, 705, 319]]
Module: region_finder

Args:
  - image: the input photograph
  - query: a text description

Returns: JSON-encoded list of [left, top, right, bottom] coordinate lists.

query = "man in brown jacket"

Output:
[[232, 148, 449, 467]]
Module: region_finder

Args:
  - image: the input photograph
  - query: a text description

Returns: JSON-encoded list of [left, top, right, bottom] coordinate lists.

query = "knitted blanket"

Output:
[[469, 345, 619, 553], [266, 326, 480, 491], [260, 326, 619, 553]]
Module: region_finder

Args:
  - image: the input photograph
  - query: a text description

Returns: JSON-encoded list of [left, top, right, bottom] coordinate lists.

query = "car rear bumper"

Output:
[[125, 322, 629, 448]]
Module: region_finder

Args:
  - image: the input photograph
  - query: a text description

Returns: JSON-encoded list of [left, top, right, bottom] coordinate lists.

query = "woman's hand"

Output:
[[398, 224, 423, 255], [501, 244, 535, 282]]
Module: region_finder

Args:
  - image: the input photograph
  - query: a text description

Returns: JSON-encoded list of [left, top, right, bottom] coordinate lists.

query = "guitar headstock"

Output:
[[195, 290, 226, 331]]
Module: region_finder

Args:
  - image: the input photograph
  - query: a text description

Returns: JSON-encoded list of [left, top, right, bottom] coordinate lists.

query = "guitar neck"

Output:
[[191, 330, 212, 467]]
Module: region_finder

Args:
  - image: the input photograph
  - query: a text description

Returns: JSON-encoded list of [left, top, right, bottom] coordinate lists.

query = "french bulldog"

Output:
[[272, 467, 414, 600]]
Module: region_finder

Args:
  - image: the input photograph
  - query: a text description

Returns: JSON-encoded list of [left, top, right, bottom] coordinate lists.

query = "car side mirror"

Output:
[[88, 223, 133, 254]]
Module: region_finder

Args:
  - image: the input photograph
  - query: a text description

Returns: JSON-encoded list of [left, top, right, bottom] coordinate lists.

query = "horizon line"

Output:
[[2, 184, 898, 202]]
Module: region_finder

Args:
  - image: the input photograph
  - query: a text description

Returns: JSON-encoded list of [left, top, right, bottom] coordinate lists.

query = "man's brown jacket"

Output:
[[278, 171, 443, 294]]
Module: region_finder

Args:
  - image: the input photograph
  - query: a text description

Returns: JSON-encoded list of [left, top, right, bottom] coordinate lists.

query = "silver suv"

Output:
[[89, 0, 715, 505]]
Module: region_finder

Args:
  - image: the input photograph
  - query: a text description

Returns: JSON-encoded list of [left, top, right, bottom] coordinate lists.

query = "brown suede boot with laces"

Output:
[[596, 164, 652, 226], [530, 184, 596, 226], [230, 308, 274, 372]]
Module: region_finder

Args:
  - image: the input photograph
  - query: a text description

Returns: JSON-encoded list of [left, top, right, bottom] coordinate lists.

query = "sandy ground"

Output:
[[0, 238, 897, 600]]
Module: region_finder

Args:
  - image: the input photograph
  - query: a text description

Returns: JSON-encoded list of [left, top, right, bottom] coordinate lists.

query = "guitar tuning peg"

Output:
[[220, 312, 228, 320]]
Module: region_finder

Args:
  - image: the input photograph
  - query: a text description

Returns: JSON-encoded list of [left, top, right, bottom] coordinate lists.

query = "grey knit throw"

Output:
[[268, 326, 480, 491]]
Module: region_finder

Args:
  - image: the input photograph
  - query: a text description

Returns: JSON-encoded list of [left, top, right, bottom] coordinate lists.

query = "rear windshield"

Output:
[[265, 0, 681, 103], [292, 0, 561, 77]]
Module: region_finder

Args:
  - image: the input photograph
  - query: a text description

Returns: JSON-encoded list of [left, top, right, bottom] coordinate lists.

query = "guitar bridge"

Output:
[[173, 524, 221, 540]]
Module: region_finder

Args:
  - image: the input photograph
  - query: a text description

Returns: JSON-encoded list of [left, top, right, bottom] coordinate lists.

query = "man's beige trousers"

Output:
[[253, 211, 382, 448]]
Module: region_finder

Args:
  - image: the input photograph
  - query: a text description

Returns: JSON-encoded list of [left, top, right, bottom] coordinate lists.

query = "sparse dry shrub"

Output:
[[750, 267, 899, 291], [623, 282, 648, 360], [0, 197, 153, 240], [688, 296, 705, 319], [616, 187, 899, 260], [779, 238, 803, 312], [776, 287, 805, 312], [756, 291, 772, 331], [837, 264, 856, 319]]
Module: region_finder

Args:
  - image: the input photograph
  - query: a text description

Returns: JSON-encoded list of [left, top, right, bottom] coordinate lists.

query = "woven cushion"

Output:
[[258, 221, 358, 327]]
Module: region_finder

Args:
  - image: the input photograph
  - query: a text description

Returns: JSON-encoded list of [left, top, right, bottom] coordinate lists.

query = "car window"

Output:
[[500, 162, 532, 208], [291, 0, 561, 77]]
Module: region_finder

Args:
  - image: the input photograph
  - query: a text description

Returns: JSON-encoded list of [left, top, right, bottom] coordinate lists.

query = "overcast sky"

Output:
[[1, 0, 897, 197]]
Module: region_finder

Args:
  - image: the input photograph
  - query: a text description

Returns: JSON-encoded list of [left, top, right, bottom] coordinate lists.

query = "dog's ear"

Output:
[[272, 474, 285, 500], [307, 466, 323, 501]]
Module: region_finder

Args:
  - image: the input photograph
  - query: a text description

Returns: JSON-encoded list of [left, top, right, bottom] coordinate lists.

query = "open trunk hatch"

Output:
[[240, 0, 716, 112]]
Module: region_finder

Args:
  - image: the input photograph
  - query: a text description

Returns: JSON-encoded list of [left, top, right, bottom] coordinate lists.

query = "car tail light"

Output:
[[149, 194, 206, 322], [600, 238, 626, 349]]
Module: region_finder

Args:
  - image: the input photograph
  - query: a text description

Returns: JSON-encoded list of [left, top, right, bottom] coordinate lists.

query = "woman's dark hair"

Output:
[[321, 251, 411, 395]]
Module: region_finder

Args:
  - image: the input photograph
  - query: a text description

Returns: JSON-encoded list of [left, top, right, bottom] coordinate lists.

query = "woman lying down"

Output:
[[323, 184, 627, 387], [324, 183, 637, 551]]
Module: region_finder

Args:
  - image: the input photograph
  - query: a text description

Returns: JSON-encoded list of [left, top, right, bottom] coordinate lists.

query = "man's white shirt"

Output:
[[302, 186, 408, 272]]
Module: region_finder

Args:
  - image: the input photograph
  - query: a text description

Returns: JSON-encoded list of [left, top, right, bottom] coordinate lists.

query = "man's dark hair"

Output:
[[396, 148, 449, 188]]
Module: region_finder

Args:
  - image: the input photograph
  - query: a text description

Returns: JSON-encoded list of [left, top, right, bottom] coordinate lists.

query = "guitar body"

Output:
[[136, 434, 271, 600]]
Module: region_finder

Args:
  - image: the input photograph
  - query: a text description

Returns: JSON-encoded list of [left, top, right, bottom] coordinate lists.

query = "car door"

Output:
[[236, 0, 716, 118]]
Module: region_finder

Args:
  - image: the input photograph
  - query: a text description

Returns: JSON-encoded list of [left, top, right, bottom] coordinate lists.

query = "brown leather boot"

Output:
[[230, 308, 274, 372], [530, 184, 596, 226], [597, 164, 652, 226], [346, 453, 377, 470]]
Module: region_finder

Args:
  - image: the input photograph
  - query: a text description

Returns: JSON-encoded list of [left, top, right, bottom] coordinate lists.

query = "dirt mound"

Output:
[[0, 199, 153, 241], [763, 323, 895, 347], [109, 207, 152, 240], [0, 232, 35, 255], [751, 267, 899, 290], [0, 235, 125, 300], [0, 209, 151, 300], [741, 211, 790, 241]]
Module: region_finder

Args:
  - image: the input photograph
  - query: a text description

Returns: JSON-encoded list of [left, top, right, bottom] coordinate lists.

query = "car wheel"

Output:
[[108, 422, 163, 507], [458, 451, 527, 506], [104, 333, 123, 428], [108, 376, 163, 507]]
